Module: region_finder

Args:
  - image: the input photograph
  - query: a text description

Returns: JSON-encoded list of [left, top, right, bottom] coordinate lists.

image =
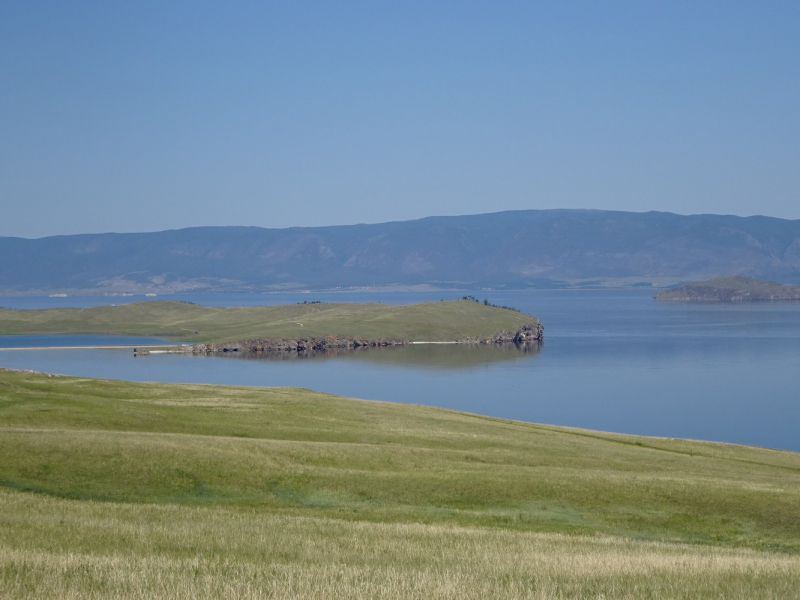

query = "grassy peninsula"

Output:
[[0, 299, 538, 345], [655, 276, 800, 302], [1, 370, 798, 598]]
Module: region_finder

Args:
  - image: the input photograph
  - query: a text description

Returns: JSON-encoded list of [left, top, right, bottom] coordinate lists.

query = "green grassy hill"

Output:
[[1, 370, 797, 546], [0, 300, 538, 343], [1, 370, 798, 598]]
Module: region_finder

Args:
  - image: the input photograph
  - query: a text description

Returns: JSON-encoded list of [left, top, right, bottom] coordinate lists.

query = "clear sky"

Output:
[[2, 1, 799, 238]]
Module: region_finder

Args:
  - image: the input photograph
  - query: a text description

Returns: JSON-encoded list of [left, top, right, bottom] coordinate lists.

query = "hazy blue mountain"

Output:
[[2, 210, 800, 294]]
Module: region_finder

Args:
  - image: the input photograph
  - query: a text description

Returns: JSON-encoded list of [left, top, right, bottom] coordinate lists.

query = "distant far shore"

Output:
[[655, 276, 800, 302], [0, 281, 673, 297]]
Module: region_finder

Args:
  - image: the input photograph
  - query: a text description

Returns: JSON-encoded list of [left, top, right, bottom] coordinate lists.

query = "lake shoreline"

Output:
[[2, 290, 798, 452], [184, 323, 544, 355]]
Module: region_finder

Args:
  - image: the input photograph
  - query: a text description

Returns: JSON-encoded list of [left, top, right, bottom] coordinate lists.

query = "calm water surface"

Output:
[[1, 290, 799, 452]]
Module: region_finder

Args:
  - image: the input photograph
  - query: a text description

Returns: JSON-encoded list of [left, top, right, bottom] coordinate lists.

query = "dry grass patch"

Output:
[[1, 490, 798, 600]]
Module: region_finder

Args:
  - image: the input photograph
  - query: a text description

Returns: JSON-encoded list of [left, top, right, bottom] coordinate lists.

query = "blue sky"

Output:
[[2, 1, 799, 237]]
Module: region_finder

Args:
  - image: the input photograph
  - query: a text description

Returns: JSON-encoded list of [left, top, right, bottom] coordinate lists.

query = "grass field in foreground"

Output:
[[0, 370, 798, 598], [2, 492, 798, 600], [0, 299, 537, 343]]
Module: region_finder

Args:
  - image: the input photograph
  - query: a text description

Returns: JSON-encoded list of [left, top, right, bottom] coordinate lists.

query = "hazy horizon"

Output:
[[2, 207, 800, 241], [2, 1, 799, 238]]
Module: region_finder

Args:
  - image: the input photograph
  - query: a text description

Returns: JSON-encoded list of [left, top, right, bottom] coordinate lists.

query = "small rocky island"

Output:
[[655, 276, 800, 302]]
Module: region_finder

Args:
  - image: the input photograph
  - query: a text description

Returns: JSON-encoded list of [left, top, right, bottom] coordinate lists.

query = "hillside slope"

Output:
[[0, 369, 797, 549], [1, 370, 798, 598]]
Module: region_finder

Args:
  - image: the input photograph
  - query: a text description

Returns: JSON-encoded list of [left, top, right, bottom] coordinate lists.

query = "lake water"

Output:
[[1, 290, 799, 452]]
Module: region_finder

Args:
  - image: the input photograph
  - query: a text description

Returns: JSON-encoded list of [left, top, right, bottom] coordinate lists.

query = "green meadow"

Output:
[[0, 299, 537, 343], [0, 369, 798, 598]]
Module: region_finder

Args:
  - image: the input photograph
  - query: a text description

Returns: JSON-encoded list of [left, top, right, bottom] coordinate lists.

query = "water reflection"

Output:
[[215, 340, 542, 371]]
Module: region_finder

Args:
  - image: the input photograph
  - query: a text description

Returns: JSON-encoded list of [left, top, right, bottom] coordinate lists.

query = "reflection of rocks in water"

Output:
[[217, 338, 542, 370], [514, 339, 543, 354], [223, 345, 376, 361]]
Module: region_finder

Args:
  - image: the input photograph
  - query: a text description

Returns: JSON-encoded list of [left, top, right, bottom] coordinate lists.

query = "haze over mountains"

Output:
[[2, 209, 800, 295]]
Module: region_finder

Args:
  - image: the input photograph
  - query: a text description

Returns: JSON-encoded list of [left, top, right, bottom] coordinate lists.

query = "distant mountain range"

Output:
[[2, 209, 800, 295]]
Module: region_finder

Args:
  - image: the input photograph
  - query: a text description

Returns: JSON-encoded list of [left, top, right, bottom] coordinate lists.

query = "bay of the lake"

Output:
[[1, 290, 799, 452]]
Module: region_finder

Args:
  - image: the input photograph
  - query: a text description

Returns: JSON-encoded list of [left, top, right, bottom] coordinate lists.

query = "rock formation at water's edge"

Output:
[[186, 323, 544, 354]]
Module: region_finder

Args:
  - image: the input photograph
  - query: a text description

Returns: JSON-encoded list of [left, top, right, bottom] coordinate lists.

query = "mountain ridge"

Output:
[[2, 209, 800, 294]]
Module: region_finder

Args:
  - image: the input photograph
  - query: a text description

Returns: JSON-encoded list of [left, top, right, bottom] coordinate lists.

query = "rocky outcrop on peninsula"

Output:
[[188, 336, 408, 354], [458, 322, 545, 346], [655, 276, 800, 302], [186, 322, 544, 355]]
